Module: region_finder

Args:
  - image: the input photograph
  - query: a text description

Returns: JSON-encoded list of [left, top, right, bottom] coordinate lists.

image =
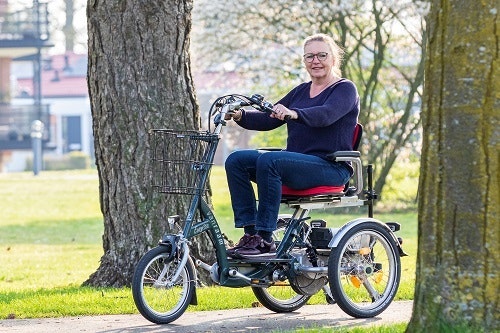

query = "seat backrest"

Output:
[[352, 123, 363, 151], [342, 123, 363, 196]]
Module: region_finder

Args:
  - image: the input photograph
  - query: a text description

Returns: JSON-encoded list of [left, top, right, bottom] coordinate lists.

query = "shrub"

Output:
[[25, 151, 92, 171]]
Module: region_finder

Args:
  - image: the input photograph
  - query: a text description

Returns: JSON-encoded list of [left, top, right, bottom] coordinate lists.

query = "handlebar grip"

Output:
[[262, 102, 290, 121]]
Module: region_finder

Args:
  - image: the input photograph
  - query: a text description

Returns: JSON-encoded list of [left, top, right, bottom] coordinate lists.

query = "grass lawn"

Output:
[[0, 168, 417, 320]]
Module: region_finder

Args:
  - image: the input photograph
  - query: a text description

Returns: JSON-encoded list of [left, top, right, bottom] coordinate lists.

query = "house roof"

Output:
[[14, 52, 89, 98], [13, 52, 247, 99]]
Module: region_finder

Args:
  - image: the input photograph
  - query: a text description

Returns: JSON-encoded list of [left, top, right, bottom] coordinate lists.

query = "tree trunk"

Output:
[[407, 0, 499, 331], [84, 0, 214, 287]]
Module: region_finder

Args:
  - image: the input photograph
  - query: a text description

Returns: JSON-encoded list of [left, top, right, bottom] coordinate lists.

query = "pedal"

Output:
[[250, 278, 270, 287]]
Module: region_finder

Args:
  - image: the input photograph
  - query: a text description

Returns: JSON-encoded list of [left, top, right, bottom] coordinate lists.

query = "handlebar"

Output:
[[217, 94, 274, 113], [208, 93, 289, 132], [246, 94, 275, 113], [208, 93, 275, 132], [246, 94, 290, 120]]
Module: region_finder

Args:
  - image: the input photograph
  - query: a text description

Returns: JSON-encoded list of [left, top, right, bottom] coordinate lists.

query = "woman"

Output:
[[225, 33, 360, 258]]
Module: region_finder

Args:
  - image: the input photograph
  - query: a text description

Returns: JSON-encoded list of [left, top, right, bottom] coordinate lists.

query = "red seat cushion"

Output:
[[281, 123, 361, 198], [282, 184, 345, 197]]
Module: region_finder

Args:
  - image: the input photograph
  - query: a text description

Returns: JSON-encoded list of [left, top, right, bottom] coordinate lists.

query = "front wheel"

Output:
[[132, 245, 195, 324], [328, 222, 401, 318]]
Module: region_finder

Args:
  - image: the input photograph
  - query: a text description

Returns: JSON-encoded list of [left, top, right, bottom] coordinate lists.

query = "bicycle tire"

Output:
[[328, 222, 401, 318], [252, 284, 311, 313], [132, 245, 195, 324]]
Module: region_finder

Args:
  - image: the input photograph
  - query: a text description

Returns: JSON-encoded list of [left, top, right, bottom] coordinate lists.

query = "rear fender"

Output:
[[328, 218, 405, 256]]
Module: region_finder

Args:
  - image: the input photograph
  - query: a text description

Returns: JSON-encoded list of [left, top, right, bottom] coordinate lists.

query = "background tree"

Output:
[[62, 0, 76, 51], [406, 0, 499, 331], [42, 0, 88, 52], [192, 0, 428, 200], [84, 0, 215, 286]]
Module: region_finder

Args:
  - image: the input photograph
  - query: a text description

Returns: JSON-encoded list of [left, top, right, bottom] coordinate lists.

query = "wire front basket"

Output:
[[150, 129, 219, 195]]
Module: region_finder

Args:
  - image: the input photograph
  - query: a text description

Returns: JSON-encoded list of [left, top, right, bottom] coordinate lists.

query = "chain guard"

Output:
[[290, 275, 328, 296]]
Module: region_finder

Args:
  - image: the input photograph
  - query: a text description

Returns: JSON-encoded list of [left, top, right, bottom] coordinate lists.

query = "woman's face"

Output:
[[303, 40, 334, 80]]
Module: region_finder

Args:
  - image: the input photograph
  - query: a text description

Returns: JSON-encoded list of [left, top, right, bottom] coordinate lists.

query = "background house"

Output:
[[3, 51, 252, 171], [0, 0, 53, 171], [0, 1, 253, 172], [6, 52, 92, 171]]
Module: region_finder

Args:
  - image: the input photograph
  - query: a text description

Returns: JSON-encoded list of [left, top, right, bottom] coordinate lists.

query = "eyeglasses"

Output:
[[303, 52, 329, 62]]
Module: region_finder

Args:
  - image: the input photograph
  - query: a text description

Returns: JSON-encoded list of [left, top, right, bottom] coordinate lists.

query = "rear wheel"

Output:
[[132, 245, 195, 324], [328, 222, 401, 318]]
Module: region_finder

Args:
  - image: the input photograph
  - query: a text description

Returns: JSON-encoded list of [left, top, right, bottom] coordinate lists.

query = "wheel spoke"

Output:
[[361, 277, 381, 300]]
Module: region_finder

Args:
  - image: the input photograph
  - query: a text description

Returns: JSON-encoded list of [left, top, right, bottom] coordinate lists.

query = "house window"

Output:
[[63, 115, 81, 152]]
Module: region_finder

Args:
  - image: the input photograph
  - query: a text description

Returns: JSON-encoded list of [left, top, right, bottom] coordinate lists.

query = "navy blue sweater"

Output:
[[237, 79, 360, 159]]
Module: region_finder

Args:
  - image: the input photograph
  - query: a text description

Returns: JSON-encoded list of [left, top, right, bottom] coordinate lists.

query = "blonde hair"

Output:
[[304, 33, 344, 77]]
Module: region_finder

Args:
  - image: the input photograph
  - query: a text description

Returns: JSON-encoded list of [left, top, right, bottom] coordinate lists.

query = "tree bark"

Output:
[[407, 0, 499, 331], [84, 0, 214, 287]]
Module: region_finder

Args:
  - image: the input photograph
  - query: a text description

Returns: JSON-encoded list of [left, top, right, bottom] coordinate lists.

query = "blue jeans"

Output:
[[224, 150, 352, 233]]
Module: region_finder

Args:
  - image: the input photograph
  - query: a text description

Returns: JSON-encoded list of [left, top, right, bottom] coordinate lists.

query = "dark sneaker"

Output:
[[235, 235, 277, 258], [226, 233, 253, 257]]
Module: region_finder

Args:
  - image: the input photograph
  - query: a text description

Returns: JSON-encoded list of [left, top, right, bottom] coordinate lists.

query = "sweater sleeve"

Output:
[[236, 109, 284, 131], [284, 80, 359, 128]]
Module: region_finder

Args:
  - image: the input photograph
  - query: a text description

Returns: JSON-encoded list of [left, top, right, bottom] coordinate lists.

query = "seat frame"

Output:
[[276, 123, 379, 219], [281, 161, 376, 224]]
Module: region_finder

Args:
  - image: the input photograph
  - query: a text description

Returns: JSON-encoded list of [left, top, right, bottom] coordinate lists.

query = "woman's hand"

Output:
[[271, 104, 298, 121], [224, 110, 242, 121]]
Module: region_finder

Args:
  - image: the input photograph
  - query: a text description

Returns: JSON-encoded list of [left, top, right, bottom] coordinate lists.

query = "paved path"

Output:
[[1, 301, 412, 333]]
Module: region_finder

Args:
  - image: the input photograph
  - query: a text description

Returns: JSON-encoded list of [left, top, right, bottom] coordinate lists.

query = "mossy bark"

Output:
[[407, 0, 499, 331]]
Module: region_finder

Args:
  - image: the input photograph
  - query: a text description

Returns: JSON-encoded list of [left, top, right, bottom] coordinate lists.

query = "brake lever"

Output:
[[248, 94, 291, 120], [261, 101, 274, 113]]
